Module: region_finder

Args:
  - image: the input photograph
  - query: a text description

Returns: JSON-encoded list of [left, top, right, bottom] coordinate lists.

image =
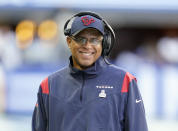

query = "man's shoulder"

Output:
[[48, 66, 69, 79], [39, 66, 69, 94], [107, 64, 127, 74], [109, 64, 136, 78]]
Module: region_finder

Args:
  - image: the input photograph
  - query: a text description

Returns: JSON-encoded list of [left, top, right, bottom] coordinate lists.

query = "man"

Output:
[[32, 11, 148, 131]]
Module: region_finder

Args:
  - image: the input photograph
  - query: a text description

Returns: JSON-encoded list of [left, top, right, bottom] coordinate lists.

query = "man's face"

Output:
[[67, 28, 103, 70]]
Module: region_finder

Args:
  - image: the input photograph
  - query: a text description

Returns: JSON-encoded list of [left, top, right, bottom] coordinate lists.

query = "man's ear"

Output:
[[66, 36, 72, 48]]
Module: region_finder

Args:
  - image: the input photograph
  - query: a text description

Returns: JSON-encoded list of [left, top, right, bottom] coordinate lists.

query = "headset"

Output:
[[63, 11, 116, 56]]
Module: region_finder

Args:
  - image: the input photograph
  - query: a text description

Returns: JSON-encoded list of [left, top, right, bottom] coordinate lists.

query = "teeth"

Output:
[[80, 52, 92, 56], [82, 52, 91, 55]]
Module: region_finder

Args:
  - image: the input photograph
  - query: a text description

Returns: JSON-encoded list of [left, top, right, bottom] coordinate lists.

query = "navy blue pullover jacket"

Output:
[[32, 57, 148, 131]]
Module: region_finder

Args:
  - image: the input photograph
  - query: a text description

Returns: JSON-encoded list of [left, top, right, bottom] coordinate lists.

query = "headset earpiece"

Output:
[[63, 11, 116, 56], [102, 21, 116, 56], [102, 32, 111, 56]]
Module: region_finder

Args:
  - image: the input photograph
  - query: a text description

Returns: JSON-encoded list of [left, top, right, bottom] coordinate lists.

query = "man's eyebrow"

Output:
[[77, 36, 85, 38], [79, 35, 102, 38]]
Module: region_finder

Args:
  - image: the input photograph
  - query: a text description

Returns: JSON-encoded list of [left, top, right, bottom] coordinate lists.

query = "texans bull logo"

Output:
[[81, 16, 95, 26]]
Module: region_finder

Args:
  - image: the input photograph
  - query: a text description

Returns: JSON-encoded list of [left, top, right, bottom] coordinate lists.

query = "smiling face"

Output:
[[67, 28, 103, 70]]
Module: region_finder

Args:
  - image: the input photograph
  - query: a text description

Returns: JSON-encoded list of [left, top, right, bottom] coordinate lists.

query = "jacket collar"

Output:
[[69, 56, 107, 78]]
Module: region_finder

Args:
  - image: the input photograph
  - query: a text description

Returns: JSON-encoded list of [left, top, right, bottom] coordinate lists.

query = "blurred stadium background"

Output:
[[0, 0, 178, 131]]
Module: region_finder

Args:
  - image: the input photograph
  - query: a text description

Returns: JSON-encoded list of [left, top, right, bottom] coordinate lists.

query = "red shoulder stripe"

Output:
[[35, 102, 38, 107], [121, 72, 136, 93], [41, 77, 49, 94]]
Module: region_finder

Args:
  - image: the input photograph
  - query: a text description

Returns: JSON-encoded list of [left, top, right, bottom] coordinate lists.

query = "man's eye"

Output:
[[77, 37, 86, 43], [91, 38, 98, 42], [90, 38, 101, 44]]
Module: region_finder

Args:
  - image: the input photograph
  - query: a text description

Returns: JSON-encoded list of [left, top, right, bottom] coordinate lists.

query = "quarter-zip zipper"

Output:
[[80, 72, 85, 102]]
